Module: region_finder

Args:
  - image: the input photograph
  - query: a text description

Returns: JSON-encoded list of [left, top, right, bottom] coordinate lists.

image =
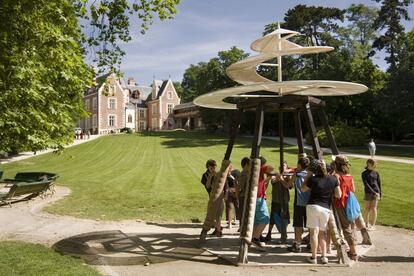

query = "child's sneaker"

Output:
[[287, 243, 301, 253], [251, 238, 266, 252], [306, 257, 317, 264], [321, 256, 329, 264]]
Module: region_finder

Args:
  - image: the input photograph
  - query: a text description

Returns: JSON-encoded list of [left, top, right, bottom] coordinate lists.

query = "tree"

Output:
[[0, 0, 93, 153], [371, 0, 413, 141], [77, 0, 180, 73], [0, 0, 180, 153], [371, 0, 413, 71], [181, 47, 248, 130]]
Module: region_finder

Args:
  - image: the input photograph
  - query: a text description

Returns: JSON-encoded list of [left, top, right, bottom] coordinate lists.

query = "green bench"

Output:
[[3, 172, 59, 194], [0, 180, 52, 207]]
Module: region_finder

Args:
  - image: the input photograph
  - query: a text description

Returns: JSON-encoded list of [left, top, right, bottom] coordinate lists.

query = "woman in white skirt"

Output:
[[301, 159, 341, 265]]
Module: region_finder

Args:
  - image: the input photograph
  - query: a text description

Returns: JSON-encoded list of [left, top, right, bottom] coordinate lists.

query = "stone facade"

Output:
[[79, 74, 183, 134]]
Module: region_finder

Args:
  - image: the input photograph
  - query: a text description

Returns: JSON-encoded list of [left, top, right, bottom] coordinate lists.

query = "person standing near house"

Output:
[[368, 138, 376, 158]]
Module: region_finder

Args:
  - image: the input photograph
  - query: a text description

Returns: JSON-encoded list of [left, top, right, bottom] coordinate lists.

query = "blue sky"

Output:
[[119, 0, 414, 86]]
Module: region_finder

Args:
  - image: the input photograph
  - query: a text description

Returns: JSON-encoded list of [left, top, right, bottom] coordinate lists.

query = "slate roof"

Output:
[[174, 102, 196, 110], [85, 73, 111, 95]]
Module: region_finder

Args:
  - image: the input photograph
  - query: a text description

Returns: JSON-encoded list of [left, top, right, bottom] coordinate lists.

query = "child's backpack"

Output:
[[346, 191, 361, 222]]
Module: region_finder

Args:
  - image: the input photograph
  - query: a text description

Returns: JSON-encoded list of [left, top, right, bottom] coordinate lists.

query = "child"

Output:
[[266, 161, 294, 244], [236, 157, 250, 231], [285, 157, 310, 252], [251, 156, 273, 251], [362, 158, 381, 230], [225, 169, 240, 229], [201, 159, 217, 195]]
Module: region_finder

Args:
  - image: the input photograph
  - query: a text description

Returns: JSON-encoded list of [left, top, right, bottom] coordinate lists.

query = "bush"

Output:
[[120, 127, 133, 134], [306, 122, 367, 147]]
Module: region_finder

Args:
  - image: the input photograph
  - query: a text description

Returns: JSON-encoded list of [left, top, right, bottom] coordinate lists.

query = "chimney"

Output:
[[127, 77, 135, 86]]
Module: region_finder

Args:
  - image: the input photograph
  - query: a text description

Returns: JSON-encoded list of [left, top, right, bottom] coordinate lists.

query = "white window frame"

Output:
[[127, 114, 133, 123], [92, 98, 97, 110], [139, 121, 145, 130], [108, 84, 114, 96], [92, 114, 97, 127], [108, 98, 116, 110], [167, 91, 173, 100], [108, 115, 116, 127], [85, 99, 90, 111], [167, 104, 174, 114], [139, 109, 145, 118]]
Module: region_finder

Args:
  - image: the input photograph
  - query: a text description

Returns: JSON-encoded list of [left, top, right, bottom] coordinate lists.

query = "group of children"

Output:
[[200, 154, 382, 264]]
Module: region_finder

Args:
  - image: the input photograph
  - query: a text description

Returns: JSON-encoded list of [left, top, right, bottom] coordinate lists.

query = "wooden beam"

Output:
[[318, 108, 339, 155], [293, 111, 305, 154], [224, 109, 243, 160], [304, 103, 323, 160], [279, 109, 284, 172], [250, 104, 265, 159]]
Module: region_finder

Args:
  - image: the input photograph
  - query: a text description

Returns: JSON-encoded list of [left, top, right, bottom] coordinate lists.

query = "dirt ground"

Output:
[[0, 187, 413, 276]]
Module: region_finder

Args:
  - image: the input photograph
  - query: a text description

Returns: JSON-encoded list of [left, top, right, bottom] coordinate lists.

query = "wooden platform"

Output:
[[202, 225, 373, 267]]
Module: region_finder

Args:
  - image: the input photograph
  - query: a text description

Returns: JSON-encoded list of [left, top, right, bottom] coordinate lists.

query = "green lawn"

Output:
[[342, 145, 414, 160], [1, 131, 413, 229], [0, 241, 100, 276]]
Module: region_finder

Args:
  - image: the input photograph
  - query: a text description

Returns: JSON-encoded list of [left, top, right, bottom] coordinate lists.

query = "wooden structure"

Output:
[[194, 25, 367, 264]]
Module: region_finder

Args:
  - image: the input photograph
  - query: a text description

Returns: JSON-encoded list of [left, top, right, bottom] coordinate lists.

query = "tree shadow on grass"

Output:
[[53, 230, 229, 266], [137, 131, 303, 156]]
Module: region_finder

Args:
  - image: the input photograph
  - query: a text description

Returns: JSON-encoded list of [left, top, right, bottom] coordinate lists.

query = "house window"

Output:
[[152, 104, 158, 114], [127, 114, 133, 123], [139, 121, 145, 130], [167, 104, 173, 114], [108, 98, 116, 110], [168, 91, 173, 99], [92, 98, 97, 110], [139, 109, 145, 118], [108, 84, 114, 96], [85, 99, 90, 111], [152, 118, 157, 129], [109, 115, 115, 127], [92, 114, 97, 127]]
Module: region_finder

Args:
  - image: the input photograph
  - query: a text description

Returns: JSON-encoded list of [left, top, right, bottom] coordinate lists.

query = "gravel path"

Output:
[[0, 187, 413, 276]]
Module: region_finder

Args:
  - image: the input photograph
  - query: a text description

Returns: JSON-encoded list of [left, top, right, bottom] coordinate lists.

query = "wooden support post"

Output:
[[293, 111, 305, 155], [279, 109, 284, 171], [318, 108, 339, 155], [224, 109, 243, 160], [278, 108, 287, 242], [304, 103, 323, 160], [238, 104, 264, 264], [250, 104, 264, 159]]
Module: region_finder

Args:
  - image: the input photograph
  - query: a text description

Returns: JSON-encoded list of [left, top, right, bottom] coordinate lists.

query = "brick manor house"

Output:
[[78, 73, 204, 134]]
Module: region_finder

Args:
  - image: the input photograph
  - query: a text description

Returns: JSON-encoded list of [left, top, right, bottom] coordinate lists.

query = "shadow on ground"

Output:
[[53, 230, 229, 266]]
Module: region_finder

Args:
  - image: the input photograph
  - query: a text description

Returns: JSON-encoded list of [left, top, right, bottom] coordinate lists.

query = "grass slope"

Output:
[[0, 241, 100, 276], [1, 131, 413, 229]]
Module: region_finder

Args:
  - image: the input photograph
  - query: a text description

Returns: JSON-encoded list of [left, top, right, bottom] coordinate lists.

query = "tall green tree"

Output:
[[371, 0, 413, 71], [0, 0, 92, 153], [0, 0, 180, 153], [181, 47, 248, 130], [371, 0, 413, 141]]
